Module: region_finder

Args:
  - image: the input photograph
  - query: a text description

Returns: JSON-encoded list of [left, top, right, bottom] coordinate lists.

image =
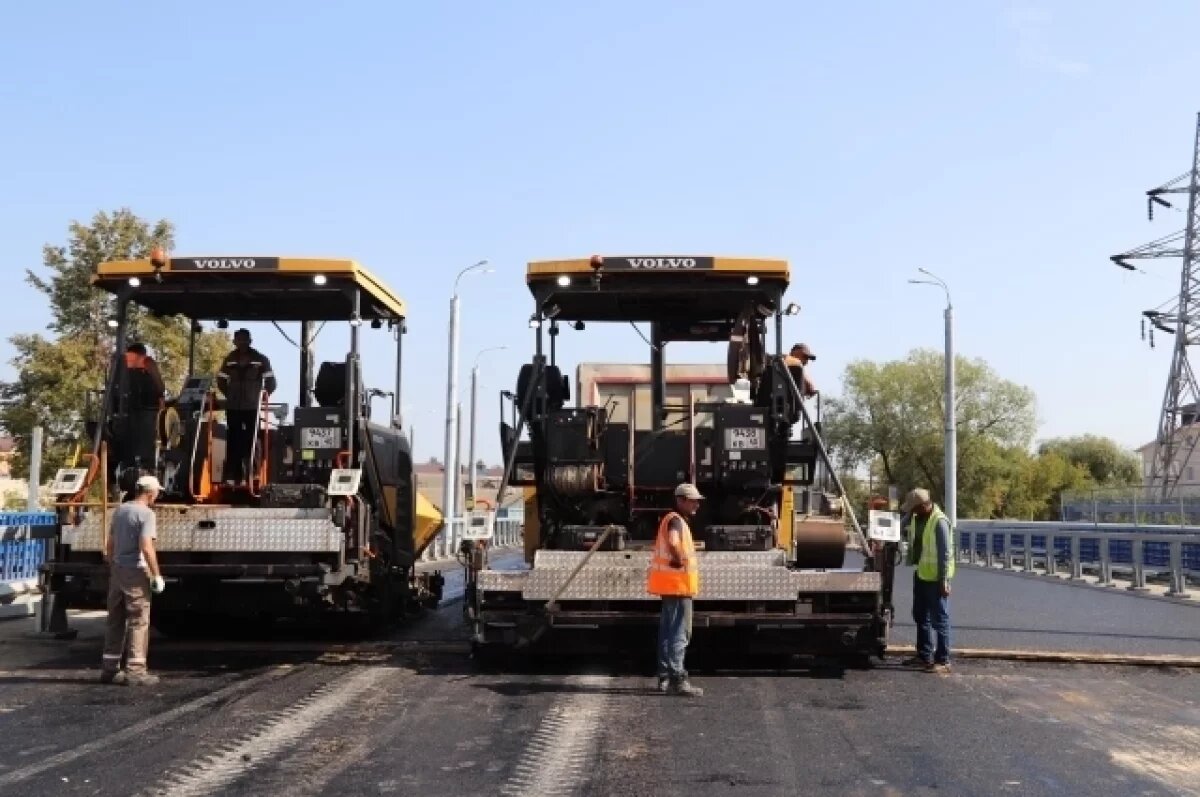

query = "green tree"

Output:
[[0, 208, 229, 481], [993, 449, 1092, 520], [1036, 434, 1141, 486], [823, 348, 1038, 518]]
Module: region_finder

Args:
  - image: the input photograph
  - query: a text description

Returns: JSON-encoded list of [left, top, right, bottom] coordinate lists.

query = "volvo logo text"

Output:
[[192, 258, 258, 270], [626, 258, 697, 269]]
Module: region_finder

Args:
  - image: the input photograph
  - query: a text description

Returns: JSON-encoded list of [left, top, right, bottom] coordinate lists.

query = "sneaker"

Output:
[[656, 677, 669, 693], [900, 656, 930, 668], [931, 662, 952, 674], [99, 669, 127, 685], [126, 671, 160, 686], [669, 679, 704, 697]]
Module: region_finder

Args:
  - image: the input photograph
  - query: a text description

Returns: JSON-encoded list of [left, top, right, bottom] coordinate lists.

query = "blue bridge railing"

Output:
[[956, 520, 1198, 596]]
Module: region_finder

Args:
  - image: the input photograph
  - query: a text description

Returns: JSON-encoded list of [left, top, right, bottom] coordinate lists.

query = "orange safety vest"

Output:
[[646, 511, 699, 597]]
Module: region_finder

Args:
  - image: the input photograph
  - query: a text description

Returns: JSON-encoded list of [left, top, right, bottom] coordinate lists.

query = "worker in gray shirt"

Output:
[[899, 488, 955, 673], [100, 474, 165, 685]]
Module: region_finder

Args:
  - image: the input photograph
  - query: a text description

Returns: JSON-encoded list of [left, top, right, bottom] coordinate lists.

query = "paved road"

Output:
[[890, 562, 1200, 657], [1, 552, 1198, 796]]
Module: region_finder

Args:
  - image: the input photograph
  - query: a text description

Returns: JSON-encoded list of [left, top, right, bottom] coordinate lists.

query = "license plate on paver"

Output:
[[302, 427, 341, 449], [725, 427, 765, 449]]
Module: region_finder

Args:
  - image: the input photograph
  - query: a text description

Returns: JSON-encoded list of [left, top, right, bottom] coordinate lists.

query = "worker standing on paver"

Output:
[[784, 342, 818, 398], [216, 328, 277, 486], [100, 474, 165, 685], [900, 488, 954, 673], [647, 483, 704, 696]]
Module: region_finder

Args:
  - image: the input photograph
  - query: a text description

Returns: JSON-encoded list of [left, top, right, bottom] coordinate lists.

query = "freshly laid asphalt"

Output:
[[890, 561, 1200, 657], [0, 551, 1196, 796]]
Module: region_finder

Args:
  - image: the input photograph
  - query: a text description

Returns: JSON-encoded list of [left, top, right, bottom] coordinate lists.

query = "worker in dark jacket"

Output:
[[215, 329, 276, 485], [783, 343, 818, 398], [900, 488, 954, 673], [110, 343, 166, 491]]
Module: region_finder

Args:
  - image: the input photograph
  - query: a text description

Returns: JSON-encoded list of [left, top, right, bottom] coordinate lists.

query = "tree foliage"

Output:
[[0, 208, 230, 481], [823, 349, 1037, 517], [1036, 435, 1141, 487], [822, 349, 1138, 520]]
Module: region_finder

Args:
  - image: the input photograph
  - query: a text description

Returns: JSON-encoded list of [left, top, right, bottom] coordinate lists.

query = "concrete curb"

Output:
[[0, 581, 41, 619]]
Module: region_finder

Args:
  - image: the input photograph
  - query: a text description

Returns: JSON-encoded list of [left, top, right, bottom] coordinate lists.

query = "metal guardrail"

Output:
[[956, 520, 1197, 597], [420, 518, 523, 562], [1060, 485, 1200, 525]]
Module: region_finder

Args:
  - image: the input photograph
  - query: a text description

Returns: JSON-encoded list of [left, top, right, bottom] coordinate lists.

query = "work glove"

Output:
[[150, 575, 165, 594]]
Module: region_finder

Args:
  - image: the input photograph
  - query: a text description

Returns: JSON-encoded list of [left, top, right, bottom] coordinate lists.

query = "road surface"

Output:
[[0, 553, 1196, 796]]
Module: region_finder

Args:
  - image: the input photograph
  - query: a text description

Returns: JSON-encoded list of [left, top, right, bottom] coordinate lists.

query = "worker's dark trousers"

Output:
[[912, 574, 951, 664], [657, 596, 693, 681], [224, 410, 256, 483], [101, 566, 152, 674]]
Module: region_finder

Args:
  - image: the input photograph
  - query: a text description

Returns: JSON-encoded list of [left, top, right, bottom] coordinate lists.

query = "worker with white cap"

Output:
[[646, 483, 705, 696], [899, 487, 954, 673], [100, 474, 165, 686]]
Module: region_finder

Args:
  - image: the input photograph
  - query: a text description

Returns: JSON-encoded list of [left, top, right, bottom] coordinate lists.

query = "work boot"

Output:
[[900, 656, 930, 668], [669, 679, 704, 697], [126, 671, 160, 686], [931, 662, 952, 675], [99, 669, 127, 685], [656, 677, 669, 693]]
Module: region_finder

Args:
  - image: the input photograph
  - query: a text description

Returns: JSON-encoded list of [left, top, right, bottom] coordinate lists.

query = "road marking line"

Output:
[[144, 666, 390, 797], [0, 666, 294, 788], [499, 674, 611, 797]]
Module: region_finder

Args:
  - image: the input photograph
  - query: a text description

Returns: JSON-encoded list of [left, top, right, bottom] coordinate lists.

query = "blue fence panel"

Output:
[[0, 512, 58, 585], [0, 539, 49, 581]]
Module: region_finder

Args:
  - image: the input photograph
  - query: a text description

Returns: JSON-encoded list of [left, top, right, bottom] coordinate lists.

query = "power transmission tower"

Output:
[[1111, 111, 1200, 498]]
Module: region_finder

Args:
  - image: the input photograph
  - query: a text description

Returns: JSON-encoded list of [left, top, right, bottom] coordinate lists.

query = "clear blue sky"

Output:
[[2, 1, 1197, 466]]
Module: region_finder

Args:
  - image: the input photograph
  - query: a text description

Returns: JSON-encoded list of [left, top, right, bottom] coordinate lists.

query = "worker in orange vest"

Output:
[[647, 483, 704, 697]]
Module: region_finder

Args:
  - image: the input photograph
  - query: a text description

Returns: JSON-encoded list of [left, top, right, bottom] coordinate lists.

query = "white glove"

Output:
[[150, 575, 165, 594]]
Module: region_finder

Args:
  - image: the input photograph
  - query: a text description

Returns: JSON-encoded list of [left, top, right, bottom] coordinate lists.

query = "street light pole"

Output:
[[442, 260, 490, 554], [470, 345, 508, 504], [455, 400, 463, 517], [908, 268, 956, 529]]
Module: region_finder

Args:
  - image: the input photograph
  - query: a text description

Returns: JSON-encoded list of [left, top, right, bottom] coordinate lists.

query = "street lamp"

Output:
[[469, 345, 508, 503], [443, 259, 491, 553], [908, 268, 956, 529]]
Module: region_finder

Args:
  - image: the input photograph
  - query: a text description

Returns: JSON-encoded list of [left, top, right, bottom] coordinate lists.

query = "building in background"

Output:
[[1137, 424, 1200, 488], [0, 435, 12, 479], [413, 458, 523, 516]]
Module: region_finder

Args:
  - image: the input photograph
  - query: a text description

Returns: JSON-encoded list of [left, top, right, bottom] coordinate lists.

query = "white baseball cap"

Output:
[[674, 483, 704, 500], [901, 488, 931, 513], [136, 475, 162, 492]]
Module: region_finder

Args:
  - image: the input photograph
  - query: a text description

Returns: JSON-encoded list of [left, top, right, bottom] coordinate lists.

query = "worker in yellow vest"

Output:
[[647, 483, 705, 696], [900, 488, 955, 673]]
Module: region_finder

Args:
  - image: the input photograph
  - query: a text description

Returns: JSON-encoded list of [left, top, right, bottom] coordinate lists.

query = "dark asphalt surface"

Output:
[[0, 551, 1198, 796], [890, 562, 1200, 657]]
